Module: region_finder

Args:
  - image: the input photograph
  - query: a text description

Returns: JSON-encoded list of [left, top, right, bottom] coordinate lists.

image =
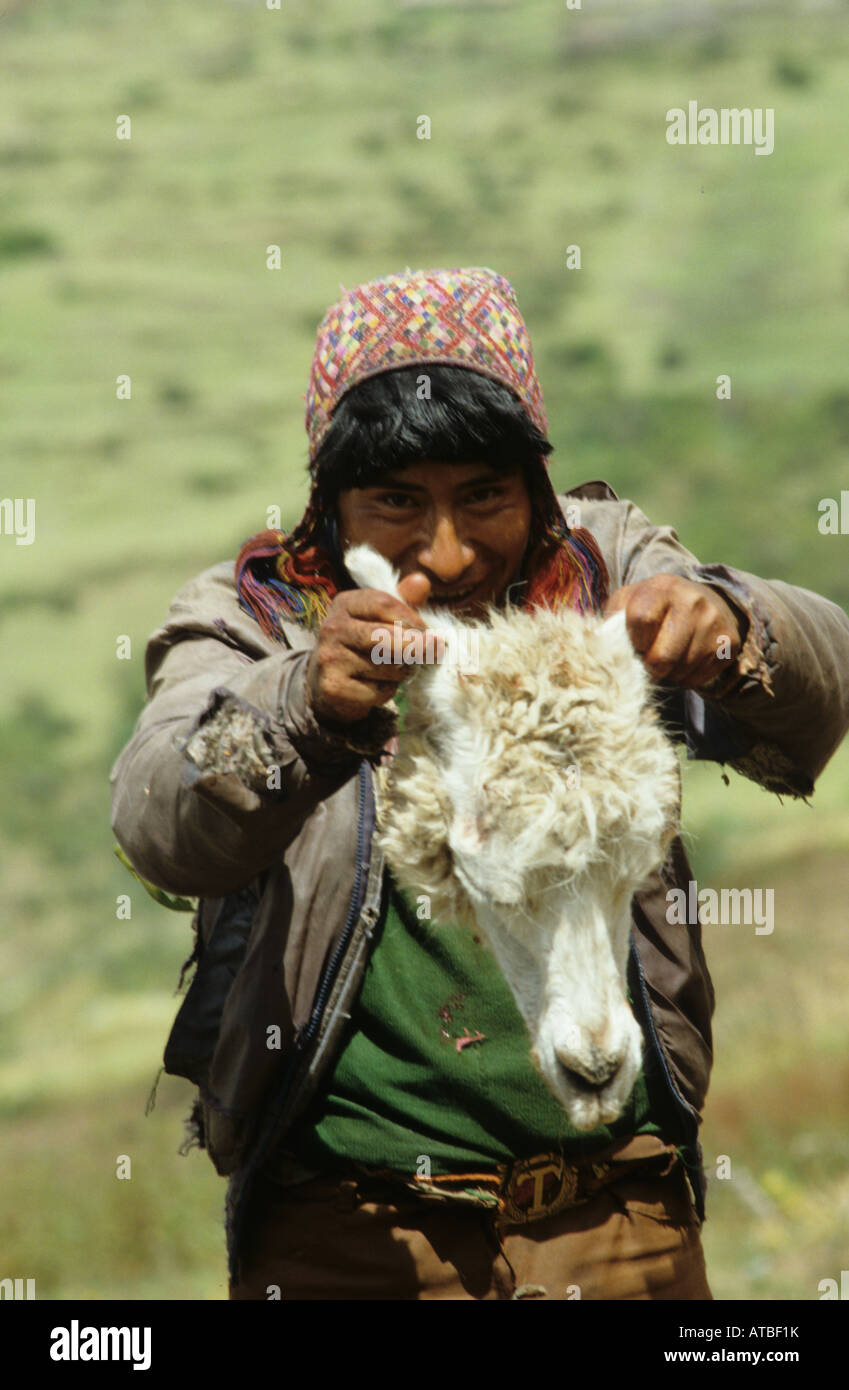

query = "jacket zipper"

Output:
[[295, 760, 372, 1050], [629, 932, 706, 1220]]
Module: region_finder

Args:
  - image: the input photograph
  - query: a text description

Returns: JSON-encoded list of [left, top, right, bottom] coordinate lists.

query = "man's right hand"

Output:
[[306, 573, 433, 725]]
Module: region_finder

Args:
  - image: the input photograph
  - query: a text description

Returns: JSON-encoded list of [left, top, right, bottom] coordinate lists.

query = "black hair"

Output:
[[309, 363, 553, 507]]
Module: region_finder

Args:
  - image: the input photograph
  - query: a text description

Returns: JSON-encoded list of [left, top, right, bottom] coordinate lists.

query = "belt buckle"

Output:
[[500, 1153, 581, 1224]]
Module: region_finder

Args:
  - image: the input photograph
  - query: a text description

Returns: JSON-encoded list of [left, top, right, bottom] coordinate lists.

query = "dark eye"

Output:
[[425, 725, 445, 757], [378, 492, 415, 508]]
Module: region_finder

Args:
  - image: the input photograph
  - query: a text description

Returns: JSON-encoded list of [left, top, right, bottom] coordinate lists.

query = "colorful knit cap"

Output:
[[236, 267, 609, 638], [305, 266, 548, 463]]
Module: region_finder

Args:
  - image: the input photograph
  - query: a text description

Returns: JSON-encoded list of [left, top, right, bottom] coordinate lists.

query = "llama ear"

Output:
[[344, 543, 401, 597]]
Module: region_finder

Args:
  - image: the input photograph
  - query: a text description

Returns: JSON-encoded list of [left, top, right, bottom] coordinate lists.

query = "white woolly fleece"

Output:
[[345, 542, 680, 1130]]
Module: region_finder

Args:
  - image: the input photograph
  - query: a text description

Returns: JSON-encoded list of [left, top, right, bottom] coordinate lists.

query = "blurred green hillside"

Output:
[[1, 0, 848, 1299]]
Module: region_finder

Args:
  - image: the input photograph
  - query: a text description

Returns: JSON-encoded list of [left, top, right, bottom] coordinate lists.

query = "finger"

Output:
[[398, 571, 432, 609], [617, 589, 672, 660], [640, 604, 695, 680], [352, 671, 404, 701], [361, 625, 447, 672], [335, 612, 430, 663], [311, 651, 405, 723], [664, 608, 739, 686], [684, 654, 726, 690], [674, 629, 736, 689], [345, 626, 444, 683], [342, 588, 430, 631]]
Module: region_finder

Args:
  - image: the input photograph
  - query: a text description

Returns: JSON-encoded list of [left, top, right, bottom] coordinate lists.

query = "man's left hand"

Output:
[[602, 574, 742, 690]]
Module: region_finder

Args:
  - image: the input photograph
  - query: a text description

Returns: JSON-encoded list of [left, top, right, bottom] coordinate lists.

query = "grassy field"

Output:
[[2, 0, 848, 1299]]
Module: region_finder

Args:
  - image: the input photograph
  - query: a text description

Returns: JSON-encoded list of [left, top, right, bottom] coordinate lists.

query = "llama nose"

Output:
[[555, 1045, 621, 1091], [560, 1063, 620, 1093]]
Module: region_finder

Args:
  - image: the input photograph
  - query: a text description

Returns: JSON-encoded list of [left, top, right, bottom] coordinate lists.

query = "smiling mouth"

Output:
[[429, 585, 479, 605]]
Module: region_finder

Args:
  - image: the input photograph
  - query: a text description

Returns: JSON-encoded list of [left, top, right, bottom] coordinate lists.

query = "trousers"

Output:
[[229, 1139, 712, 1300]]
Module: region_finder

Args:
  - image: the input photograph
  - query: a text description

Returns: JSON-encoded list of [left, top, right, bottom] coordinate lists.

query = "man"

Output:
[[110, 266, 849, 1299]]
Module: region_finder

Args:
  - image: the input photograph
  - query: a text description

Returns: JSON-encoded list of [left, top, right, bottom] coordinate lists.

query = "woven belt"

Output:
[[347, 1140, 681, 1225]]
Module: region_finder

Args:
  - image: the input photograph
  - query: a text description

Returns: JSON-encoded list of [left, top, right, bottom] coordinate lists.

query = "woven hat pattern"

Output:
[[305, 266, 548, 460]]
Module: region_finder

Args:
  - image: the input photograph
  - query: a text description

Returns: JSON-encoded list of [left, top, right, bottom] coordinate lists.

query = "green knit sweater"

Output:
[[284, 876, 672, 1175]]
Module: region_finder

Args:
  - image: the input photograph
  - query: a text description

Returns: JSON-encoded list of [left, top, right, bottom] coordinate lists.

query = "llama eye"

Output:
[[425, 727, 445, 756]]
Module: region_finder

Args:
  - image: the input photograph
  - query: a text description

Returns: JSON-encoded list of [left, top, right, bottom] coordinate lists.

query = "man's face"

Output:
[[336, 460, 532, 615]]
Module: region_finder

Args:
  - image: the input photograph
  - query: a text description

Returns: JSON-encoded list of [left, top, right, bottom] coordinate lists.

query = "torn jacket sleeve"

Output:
[[110, 620, 394, 899]]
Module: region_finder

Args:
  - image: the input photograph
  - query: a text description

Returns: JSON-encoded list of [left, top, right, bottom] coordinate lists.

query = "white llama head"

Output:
[[344, 542, 681, 1131]]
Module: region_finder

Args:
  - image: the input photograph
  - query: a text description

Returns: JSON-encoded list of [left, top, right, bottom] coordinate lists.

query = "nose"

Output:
[[555, 1044, 622, 1091], [417, 514, 475, 585]]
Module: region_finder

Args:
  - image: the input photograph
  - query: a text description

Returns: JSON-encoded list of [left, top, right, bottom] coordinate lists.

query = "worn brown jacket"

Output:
[[109, 481, 849, 1273]]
